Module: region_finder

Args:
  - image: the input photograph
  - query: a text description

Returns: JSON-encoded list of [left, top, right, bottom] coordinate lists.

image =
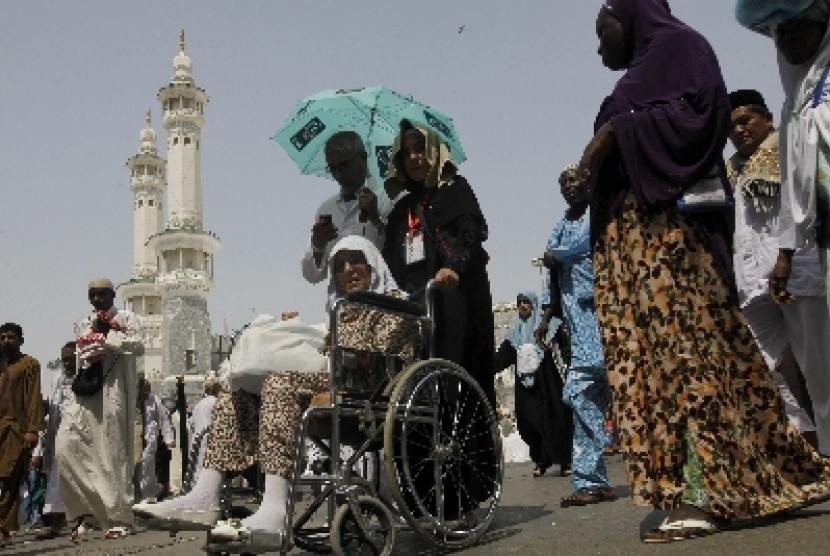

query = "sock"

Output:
[[240, 475, 288, 533], [150, 468, 223, 510]]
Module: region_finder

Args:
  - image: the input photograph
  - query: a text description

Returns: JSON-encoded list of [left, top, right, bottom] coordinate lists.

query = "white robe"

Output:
[[56, 308, 144, 528], [42, 373, 74, 515], [138, 393, 174, 499], [187, 394, 216, 487], [169, 410, 183, 493]]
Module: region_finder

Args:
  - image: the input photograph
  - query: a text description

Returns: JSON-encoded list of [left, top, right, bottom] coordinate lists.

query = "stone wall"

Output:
[[162, 295, 212, 377]]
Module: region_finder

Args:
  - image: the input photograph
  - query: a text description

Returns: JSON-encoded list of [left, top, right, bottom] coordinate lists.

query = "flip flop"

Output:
[[642, 516, 719, 543]]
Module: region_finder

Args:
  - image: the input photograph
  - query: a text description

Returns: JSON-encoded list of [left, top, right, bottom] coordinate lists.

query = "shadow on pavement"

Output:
[[489, 504, 554, 530]]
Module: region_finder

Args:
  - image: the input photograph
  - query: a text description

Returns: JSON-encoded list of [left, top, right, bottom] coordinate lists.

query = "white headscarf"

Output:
[[326, 235, 399, 311], [777, 12, 830, 248]]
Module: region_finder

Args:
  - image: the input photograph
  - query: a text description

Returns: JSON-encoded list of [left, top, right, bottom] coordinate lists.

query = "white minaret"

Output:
[[117, 110, 166, 379], [147, 30, 221, 378]]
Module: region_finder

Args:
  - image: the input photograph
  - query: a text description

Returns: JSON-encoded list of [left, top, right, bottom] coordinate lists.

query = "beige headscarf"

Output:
[[386, 119, 457, 189]]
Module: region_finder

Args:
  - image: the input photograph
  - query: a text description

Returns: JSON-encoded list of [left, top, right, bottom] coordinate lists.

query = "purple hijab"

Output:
[[591, 0, 733, 280]]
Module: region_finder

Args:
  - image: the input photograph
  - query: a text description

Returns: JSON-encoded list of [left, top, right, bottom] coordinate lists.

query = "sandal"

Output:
[[532, 465, 548, 478], [560, 486, 617, 508], [560, 466, 572, 477], [642, 516, 718, 543], [104, 525, 131, 539], [34, 526, 61, 540]]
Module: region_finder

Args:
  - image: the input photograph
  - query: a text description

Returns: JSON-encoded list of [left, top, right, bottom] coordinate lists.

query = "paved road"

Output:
[[4, 455, 830, 555]]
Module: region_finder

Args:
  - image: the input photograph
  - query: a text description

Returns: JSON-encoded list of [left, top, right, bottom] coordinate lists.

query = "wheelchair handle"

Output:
[[328, 279, 438, 357]]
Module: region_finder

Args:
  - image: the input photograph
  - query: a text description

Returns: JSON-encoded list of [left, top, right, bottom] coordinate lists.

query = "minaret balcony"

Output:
[[156, 269, 215, 296], [117, 278, 159, 301], [147, 229, 222, 257], [130, 175, 165, 192], [162, 110, 205, 130]]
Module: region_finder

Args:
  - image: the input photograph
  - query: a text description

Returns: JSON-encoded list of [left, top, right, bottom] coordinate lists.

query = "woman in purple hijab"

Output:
[[575, 0, 830, 543]]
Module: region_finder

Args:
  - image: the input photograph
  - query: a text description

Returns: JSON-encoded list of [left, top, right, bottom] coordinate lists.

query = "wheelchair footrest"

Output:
[[206, 530, 285, 554]]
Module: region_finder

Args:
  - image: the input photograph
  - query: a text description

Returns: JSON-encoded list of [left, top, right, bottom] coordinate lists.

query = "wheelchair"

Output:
[[206, 282, 503, 555]]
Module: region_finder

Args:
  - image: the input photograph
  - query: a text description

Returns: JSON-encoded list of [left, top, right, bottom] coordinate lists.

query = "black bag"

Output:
[[71, 355, 119, 397]]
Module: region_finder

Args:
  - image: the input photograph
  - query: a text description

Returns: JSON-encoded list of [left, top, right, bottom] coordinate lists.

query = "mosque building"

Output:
[[117, 31, 221, 390]]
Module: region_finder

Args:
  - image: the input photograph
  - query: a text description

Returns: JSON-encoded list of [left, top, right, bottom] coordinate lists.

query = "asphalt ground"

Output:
[[3, 454, 830, 555]]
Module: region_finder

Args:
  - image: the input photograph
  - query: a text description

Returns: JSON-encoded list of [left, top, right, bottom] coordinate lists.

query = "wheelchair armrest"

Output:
[[344, 291, 425, 317]]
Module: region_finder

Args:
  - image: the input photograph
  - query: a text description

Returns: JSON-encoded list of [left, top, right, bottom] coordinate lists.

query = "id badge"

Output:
[[405, 231, 425, 265]]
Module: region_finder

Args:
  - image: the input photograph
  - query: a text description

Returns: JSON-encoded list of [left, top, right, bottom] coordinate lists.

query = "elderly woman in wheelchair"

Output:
[[134, 236, 502, 554]]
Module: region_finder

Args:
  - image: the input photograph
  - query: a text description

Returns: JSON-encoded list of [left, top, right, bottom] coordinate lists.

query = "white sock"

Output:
[[151, 467, 223, 510], [241, 475, 288, 533]]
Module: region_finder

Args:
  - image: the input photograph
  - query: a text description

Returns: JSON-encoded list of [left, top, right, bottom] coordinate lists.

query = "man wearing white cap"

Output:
[[55, 278, 144, 540]]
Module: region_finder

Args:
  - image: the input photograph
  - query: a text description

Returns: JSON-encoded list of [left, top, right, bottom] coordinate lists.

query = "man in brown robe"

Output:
[[0, 322, 43, 545]]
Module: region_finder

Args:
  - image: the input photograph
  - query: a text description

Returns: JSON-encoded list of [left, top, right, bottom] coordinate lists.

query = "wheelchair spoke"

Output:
[[384, 359, 503, 549]]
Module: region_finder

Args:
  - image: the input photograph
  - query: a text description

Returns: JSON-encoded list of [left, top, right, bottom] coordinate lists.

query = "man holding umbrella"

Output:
[[301, 131, 385, 284]]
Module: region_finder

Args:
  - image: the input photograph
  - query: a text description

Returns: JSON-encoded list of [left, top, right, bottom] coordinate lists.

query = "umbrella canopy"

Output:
[[272, 86, 466, 186]]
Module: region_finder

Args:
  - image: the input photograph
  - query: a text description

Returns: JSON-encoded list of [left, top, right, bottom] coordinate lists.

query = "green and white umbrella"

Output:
[[272, 86, 466, 185]]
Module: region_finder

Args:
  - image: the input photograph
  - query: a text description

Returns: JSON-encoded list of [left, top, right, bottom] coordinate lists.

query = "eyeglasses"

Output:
[[327, 155, 357, 175], [334, 251, 369, 273]]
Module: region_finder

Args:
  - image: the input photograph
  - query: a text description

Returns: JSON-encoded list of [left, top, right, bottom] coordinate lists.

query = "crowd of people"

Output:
[[4, 0, 830, 549]]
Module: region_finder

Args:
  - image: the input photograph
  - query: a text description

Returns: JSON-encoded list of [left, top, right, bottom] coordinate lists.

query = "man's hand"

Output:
[[281, 310, 299, 321], [357, 187, 381, 224], [30, 455, 43, 469], [166, 442, 176, 450], [770, 249, 796, 304], [23, 432, 38, 450], [311, 216, 337, 251], [434, 268, 460, 292]]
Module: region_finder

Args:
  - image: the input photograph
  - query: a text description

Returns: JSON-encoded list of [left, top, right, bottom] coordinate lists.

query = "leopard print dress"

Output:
[[593, 194, 830, 520]]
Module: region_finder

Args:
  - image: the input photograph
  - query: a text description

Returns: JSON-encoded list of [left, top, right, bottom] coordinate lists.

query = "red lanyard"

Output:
[[407, 191, 432, 234]]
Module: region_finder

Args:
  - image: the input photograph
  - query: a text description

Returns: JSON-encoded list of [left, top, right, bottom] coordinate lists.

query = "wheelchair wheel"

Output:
[[330, 496, 395, 556], [383, 359, 503, 549]]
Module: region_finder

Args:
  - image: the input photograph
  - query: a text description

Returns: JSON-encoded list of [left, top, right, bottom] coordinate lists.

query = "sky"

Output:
[[1, 1, 783, 376]]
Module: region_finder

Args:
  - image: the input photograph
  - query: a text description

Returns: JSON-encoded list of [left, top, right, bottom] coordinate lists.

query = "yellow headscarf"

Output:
[[386, 120, 457, 189]]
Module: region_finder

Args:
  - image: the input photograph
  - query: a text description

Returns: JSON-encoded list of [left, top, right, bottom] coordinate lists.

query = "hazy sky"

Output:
[[1, 1, 782, 374]]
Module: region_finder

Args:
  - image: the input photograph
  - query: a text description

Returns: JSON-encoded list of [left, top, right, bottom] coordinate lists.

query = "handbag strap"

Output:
[[99, 354, 121, 382]]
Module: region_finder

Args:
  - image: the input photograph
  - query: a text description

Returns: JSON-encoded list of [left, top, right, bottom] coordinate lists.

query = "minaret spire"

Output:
[[179, 29, 186, 52]]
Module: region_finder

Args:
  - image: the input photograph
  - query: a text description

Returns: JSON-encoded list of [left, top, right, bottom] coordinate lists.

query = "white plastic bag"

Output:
[[228, 315, 328, 394]]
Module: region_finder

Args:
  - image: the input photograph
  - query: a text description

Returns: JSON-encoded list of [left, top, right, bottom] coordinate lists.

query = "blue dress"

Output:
[[546, 210, 611, 491]]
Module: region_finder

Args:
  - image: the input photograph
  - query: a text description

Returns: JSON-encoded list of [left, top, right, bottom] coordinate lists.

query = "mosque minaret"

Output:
[[119, 30, 221, 381], [117, 111, 166, 378]]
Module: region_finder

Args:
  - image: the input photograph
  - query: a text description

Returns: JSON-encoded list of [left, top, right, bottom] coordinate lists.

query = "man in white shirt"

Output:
[[301, 131, 386, 283], [727, 89, 830, 454]]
